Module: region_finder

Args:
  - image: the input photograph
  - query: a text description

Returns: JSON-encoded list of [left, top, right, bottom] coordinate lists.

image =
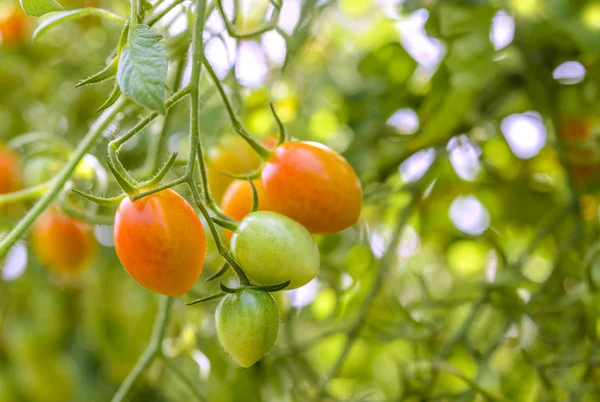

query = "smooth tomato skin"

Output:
[[221, 179, 273, 238], [0, 146, 21, 194], [31, 210, 97, 273], [207, 135, 264, 203], [261, 141, 362, 234], [113, 189, 206, 296], [231, 211, 320, 289], [216, 289, 279, 368]]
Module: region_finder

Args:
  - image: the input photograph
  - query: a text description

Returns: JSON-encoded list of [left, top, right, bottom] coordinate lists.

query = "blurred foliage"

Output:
[[3, 0, 600, 401]]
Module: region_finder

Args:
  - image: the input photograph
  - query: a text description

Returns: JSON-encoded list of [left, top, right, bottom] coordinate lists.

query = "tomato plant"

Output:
[[220, 179, 273, 237], [262, 141, 362, 234], [231, 211, 320, 289], [215, 289, 279, 368], [113, 188, 206, 296], [31, 209, 96, 273]]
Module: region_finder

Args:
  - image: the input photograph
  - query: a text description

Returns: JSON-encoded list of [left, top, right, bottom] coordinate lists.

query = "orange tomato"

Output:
[[261, 141, 362, 234], [0, 146, 20, 195], [0, 7, 28, 48], [221, 179, 273, 238], [113, 188, 206, 296], [31, 210, 97, 273]]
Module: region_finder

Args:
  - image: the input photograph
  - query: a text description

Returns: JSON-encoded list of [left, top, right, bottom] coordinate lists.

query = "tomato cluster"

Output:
[[17, 133, 361, 368]]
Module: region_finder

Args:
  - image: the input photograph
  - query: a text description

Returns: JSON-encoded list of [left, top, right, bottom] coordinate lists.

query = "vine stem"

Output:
[[0, 97, 127, 258], [316, 177, 427, 397], [111, 296, 173, 402]]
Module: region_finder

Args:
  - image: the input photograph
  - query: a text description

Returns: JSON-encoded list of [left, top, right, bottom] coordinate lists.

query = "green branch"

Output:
[[0, 97, 128, 258]]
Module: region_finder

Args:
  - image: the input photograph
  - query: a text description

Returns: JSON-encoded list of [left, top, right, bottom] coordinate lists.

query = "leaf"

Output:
[[32, 8, 125, 42], [20, 0, 63, 17], [117, 24, 168, 114]]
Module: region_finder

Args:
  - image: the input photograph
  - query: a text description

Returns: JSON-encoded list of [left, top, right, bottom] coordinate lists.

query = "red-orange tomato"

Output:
[[0, 146, 21, 194], [221, 179, 274, 238], [113, 188, 206, 296], [261, 141, 362, 234], [31, 210, 97, 273], [0, 8, 28, 48]]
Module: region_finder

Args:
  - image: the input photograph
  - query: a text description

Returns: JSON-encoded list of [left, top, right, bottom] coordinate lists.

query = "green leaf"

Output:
[[32, 8, 126, 42], [117, 24, 168, 114], [96, 81, 121, 113], [76, 57, 118, 87], [20, 0, 63, 17]]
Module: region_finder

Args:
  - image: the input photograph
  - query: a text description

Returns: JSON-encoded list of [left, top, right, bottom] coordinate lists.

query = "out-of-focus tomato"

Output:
[[0, 145, 21, 194], [113, 188, 206, 296], [261, 141, 362, 234], [31, 209, 97, 273], [0, 7, 28, 48], [221, 179, 273, 238]]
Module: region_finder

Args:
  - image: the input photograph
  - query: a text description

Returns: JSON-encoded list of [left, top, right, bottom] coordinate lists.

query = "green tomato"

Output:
[[215, 289, 279, 368], [231, 211, 320, 289]]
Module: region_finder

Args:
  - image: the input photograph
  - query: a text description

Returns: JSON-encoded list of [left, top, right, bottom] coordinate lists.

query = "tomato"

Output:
[[0, 146, 21, 194], [261, 141, 362, 234], [207, 135, 264, 203], [207, 135, 278, 202], [215, 289, 279, 367], [113, 188, 206, 296], [221, 179, 273, 238], [31, 209, 96, 273], [0, 7, 28, 48], [231, 211, 319, 289]]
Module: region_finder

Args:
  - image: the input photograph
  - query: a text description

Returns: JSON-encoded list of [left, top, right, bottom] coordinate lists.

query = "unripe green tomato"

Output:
[[231, 211, 320, 289], [215, 289, 279, 368]]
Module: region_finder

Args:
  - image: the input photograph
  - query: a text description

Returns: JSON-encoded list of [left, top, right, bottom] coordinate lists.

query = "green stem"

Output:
[[111, 296, 173, 402], [0, 97, 127, 259], [202, 60, 270, 160], [0, 181, 54, 206]]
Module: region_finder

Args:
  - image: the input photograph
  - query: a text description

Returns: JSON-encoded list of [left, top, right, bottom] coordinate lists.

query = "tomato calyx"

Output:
[[218, 165, 263, 180], [186, 279, 291, 306], [220, 280, 291, 293]]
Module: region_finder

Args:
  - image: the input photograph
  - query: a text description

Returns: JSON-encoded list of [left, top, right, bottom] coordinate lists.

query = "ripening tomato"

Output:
[[113, 188, 206, 296], [0, 146, 21, 194], [216, 289, 279, 367], [0, 7, 28, 48], [207, 135, 264, 203], [231, 211, 319, 289], [31, 210, 96, 273], [261, 141, 362, 234], [221, 179, 273, 238], [207, 136, 278, 202]]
